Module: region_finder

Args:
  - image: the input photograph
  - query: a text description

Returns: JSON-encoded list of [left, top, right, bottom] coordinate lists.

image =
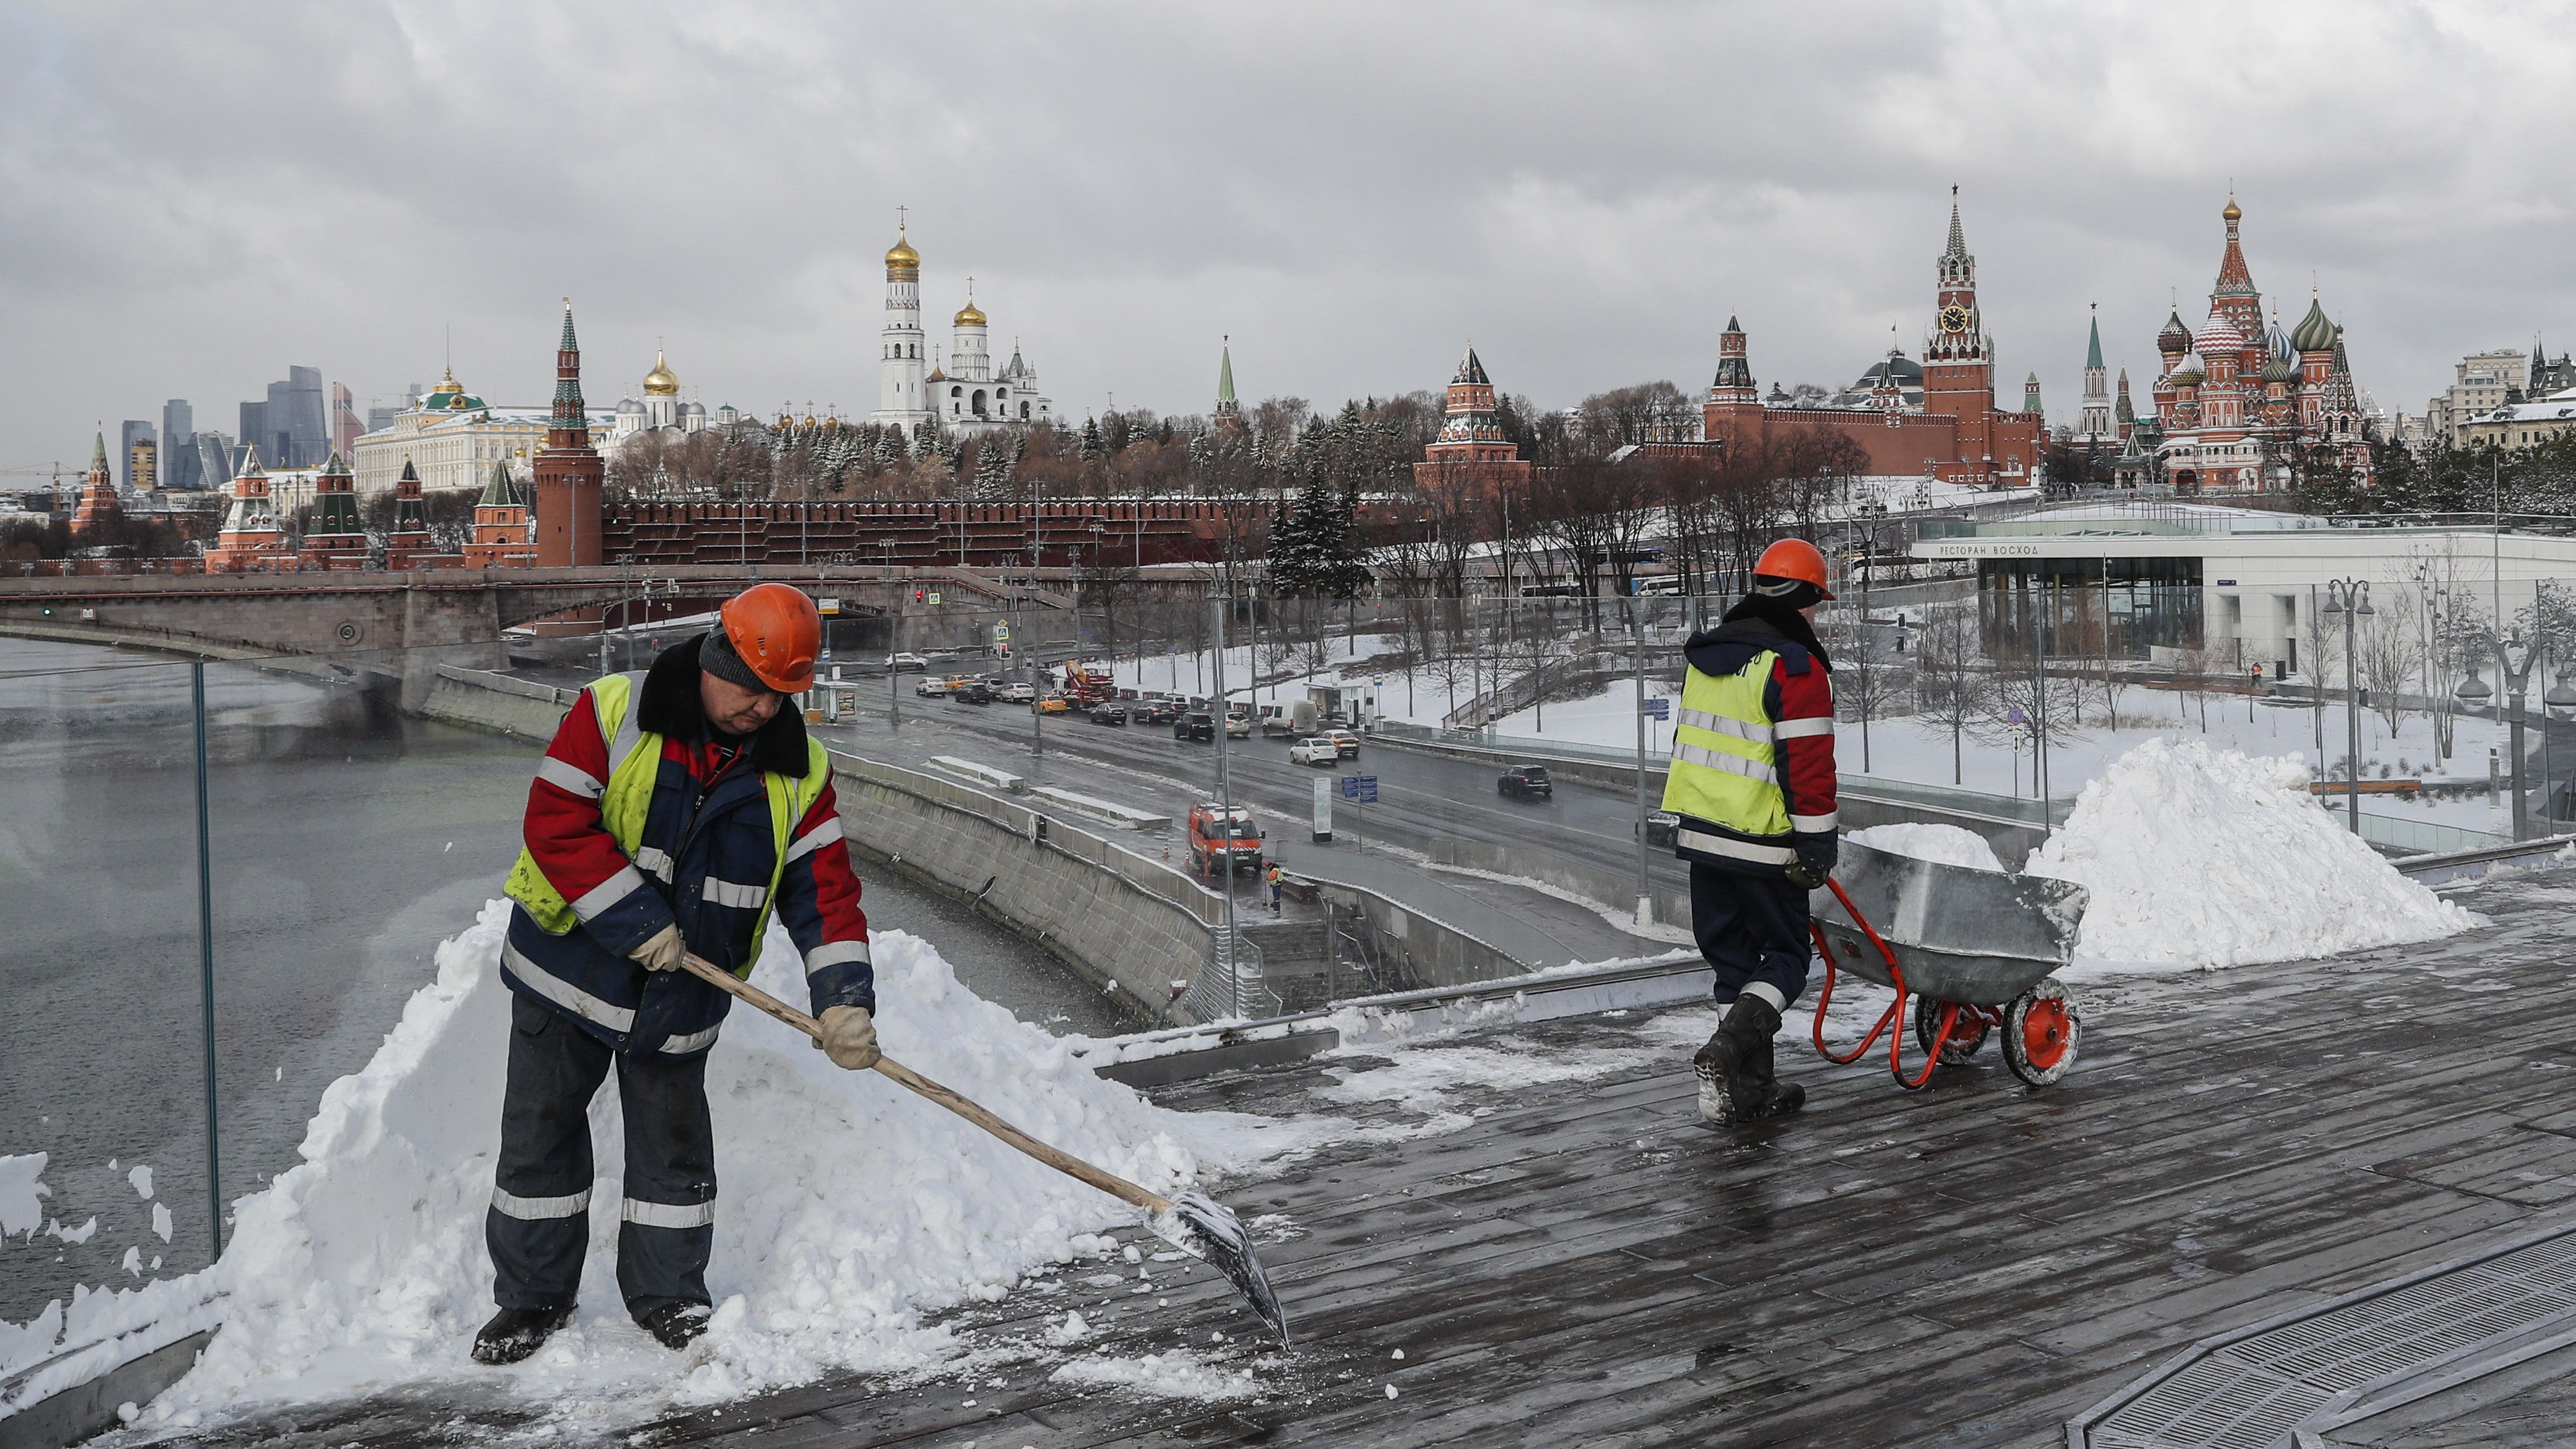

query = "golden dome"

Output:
[[2222, 195, 2242, 222], [954, 299, 987, 328], [642, 349, 679, 397], [885, 228, 920, 275]]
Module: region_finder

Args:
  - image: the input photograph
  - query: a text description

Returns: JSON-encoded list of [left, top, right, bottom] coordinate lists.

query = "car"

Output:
[[890, 652, 930, 671], [1497, 765, 1553, 799], [953, 682, 993, 705], [1225, 713, 1253, 739], [913, 677, 950, 697], [1174, 711, 1215, 742], [1640, 810, 1680, 848], [1289, 737, 1338, 766], [1037, 694, 1071, 714], [1326, 728, 1361, 758], [997, 681, 1036, 704], [1089, 704, 1129, 726], [1140, 700, 1181, 725], [1186, 802, 1263, 878]]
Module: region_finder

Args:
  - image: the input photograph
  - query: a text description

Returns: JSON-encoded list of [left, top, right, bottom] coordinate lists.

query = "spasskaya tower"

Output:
[[1922, 187, 2006, 485]]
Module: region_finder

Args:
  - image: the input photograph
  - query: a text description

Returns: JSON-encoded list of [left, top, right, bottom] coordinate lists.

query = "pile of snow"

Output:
[[2027, 738, 2477, 970], [4, 902, 1304, 1435], [1846, 823, 2005, 874]]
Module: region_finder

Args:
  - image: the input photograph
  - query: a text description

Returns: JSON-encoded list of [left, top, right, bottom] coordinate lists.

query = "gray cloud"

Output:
[[2, 0, 2569, 468]]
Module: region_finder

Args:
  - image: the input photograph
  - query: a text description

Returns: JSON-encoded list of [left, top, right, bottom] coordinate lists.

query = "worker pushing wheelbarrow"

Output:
[[1806, 836, 2090, 1091], [1659, 536, 2090, 1125]]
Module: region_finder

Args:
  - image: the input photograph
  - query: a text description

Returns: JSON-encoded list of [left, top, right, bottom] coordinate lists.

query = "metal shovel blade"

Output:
[[1148, 1190, 1290, 1347]]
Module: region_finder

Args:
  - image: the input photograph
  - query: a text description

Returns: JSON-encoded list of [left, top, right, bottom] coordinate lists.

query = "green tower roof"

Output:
[[2087, 309, 2104, 369]]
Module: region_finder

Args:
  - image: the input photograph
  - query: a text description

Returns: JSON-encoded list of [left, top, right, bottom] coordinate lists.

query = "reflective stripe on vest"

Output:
[[1660, 649, 1792, 839], [504, 672, 829, 979]]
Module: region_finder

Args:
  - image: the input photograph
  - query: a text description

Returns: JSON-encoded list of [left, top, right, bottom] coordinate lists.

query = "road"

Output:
[[807, 677, 1699, 969]]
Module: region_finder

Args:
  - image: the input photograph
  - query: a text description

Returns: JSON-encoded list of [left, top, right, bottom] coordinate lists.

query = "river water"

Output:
[[0, 639, 1130, 1322]]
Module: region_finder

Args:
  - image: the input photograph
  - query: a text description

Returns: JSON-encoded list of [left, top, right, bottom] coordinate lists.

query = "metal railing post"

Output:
[[191, 662, 223, 1257]]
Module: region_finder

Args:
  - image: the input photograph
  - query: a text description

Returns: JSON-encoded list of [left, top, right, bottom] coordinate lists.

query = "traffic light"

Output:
[[914, 587, 925, 603]]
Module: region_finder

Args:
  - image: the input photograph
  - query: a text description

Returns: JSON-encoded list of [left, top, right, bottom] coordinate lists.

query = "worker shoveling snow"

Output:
[[4, 902, 1306, 1438], [2024, 738, 2478, 971]]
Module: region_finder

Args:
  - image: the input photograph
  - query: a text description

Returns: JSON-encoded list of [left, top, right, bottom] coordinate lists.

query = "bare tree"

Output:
[[2359, 610, 2425, 738], [2173, 639, 2218, 732], [1910, 603, 1986, 784]]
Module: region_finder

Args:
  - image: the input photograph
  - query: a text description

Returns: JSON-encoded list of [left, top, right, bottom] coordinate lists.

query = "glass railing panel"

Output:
[[0, 643, 211, 1331]]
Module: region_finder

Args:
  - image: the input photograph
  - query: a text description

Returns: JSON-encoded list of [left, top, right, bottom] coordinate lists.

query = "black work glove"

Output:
[[1785, 831, 1837, 890]]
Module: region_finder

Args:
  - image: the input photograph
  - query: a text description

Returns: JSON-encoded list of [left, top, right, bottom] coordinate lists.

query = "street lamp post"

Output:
[[2460, 629, 2537, 840], [2546, 662, 2576, 834], [2323, 579, 2373, 833]]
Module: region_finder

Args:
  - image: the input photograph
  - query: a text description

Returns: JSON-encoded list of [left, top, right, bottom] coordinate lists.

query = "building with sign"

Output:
[[1914, 503, 2576, 685]]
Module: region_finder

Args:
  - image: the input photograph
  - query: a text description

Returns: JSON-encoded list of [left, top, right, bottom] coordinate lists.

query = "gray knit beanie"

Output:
[[699, 626, 767, 691]]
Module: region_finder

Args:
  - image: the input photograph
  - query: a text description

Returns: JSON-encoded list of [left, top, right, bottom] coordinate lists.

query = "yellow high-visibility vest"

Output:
[[504, 672, 828, 977], [1658, 648, 1833, 865]]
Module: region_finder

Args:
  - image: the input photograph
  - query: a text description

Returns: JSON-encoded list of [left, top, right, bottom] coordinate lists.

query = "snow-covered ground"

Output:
[[1458, 667, 2537, 834], [1836, 693, 2535, 833], [1, 904, 1326, 1437]]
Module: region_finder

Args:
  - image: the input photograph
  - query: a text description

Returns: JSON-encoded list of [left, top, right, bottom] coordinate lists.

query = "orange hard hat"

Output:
[[719, 583, 821, 693], [1752, 538, 1835, 601]]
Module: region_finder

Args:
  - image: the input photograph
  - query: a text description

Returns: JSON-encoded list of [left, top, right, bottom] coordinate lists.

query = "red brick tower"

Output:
[[384, 458, 435, 569], [1921, 190, 1998, 475], [534, 301, 603, 568], [1412, 346, 1531, 497], [207, 444, 284, 570], [299, 450, 370, 569], [465, 458, 535, 568], [69, 429, 124, 541]]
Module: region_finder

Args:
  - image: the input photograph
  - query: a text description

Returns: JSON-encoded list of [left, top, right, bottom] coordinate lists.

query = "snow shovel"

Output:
[[675, 952, 1289, 1345]]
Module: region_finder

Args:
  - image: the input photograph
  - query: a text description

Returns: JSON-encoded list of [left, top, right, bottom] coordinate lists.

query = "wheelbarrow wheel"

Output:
[[1911, 996, 1987, 1064], [2003, 978, 2081, 1087]]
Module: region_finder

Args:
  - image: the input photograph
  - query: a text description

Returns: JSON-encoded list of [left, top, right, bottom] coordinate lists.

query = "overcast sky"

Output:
[[4, 1, 2570, 472]]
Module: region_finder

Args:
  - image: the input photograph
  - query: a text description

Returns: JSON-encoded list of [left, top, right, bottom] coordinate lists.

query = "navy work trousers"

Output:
[[486, 993, 717, 1316], [1689, 863, 1814, 1008]]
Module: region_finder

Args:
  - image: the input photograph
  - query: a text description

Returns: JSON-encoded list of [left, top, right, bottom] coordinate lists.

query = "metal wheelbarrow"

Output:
[[1806, 837, 2090, 1090]]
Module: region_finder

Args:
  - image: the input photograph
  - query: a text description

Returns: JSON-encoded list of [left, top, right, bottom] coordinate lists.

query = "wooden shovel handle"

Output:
[[677, 952, 1170, 1214]]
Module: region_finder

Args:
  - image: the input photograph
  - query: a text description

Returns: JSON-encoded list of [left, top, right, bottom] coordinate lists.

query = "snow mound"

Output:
[[14, 901, 1300, 1435], [1847, 823, 2004, 873], [2026, 738, 2477, 969]]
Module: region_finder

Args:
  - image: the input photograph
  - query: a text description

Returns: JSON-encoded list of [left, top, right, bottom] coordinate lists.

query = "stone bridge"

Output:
[[0, 562, 1236, 668]]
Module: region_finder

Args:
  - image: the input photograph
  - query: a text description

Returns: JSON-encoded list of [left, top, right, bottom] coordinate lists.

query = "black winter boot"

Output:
[[1694, 996, 1806, 1125], [635, 1301, 714, 1350], [472, 1304, 575, 1365]]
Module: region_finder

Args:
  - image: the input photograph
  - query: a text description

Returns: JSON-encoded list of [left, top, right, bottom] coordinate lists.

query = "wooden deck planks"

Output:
[[149, 868, 2576, 1448]]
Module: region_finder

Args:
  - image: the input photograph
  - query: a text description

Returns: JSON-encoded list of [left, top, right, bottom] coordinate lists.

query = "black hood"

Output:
[[636, 633, 812, 776], [1684, 595, 1832, 679]]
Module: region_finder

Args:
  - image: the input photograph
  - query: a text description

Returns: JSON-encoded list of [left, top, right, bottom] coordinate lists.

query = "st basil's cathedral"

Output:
[[2137, 197, 2376, 493]]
